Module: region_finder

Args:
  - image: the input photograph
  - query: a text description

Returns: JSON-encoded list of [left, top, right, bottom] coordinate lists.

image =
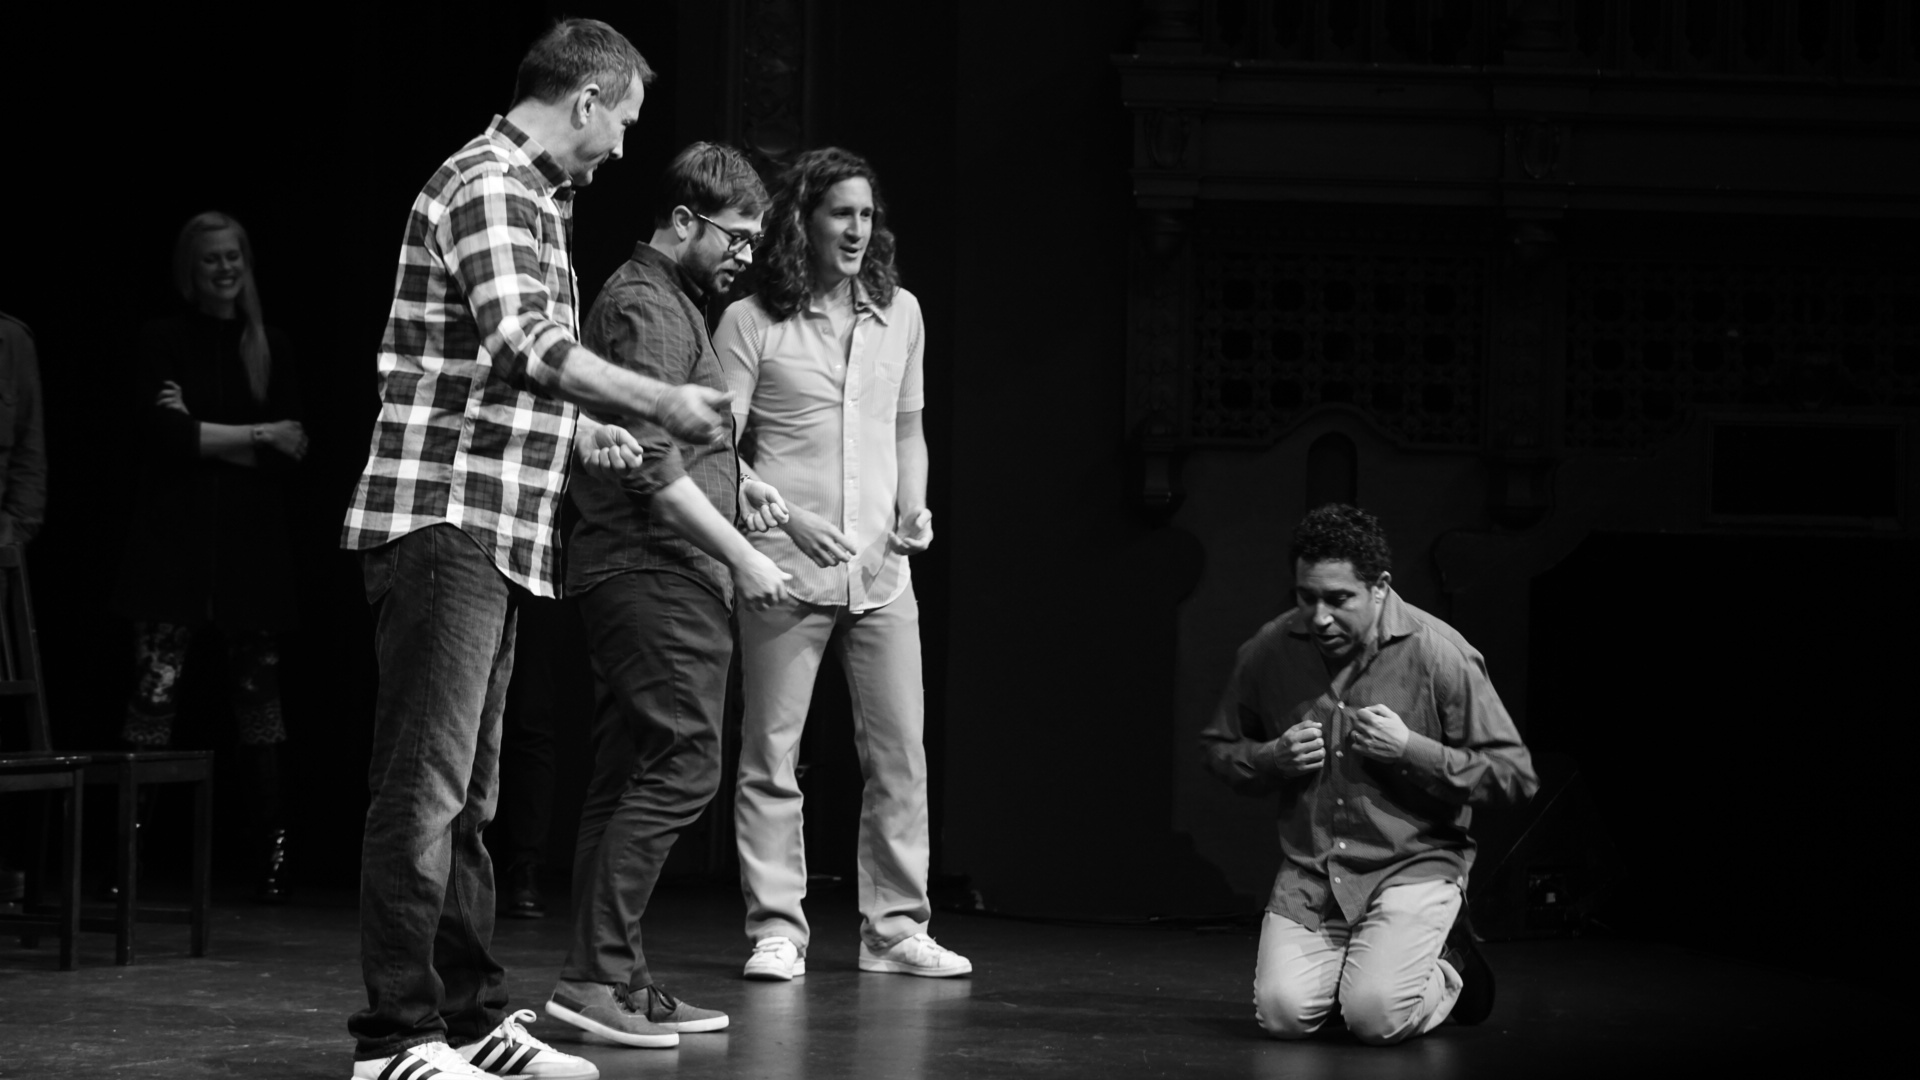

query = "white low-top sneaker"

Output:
[[742, 935, 806, 980], [858, 932, 972, 977], [352, 1040, 504, 1079], [456, 1009, 599, 1078]]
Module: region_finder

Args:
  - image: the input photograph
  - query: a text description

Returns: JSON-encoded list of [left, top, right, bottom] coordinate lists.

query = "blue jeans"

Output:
[[349, 525, 520, 1059]]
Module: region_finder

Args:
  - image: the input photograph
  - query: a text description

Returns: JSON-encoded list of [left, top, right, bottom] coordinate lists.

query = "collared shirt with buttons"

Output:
[[568, 243, 739, 607], [1200, 590, 1538, 931], [712, 283, 925, 611], [340, 115, 581, 597]]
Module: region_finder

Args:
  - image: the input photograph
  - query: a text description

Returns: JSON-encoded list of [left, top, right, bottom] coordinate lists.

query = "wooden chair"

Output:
[[0, 546, 214, 964], [0, 754, 88, 969]]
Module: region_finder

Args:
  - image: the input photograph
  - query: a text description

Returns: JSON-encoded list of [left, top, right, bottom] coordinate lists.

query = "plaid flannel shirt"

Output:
[[341, 116, 581, 596]]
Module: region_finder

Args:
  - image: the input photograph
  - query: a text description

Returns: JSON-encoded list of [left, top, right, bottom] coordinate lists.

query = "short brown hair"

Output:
[[512, 18, 653, 107], [654, 143, 769, 228]]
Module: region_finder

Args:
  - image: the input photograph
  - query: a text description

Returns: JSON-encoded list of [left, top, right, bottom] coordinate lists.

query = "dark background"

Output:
[[2, 0, 1916, 1002]]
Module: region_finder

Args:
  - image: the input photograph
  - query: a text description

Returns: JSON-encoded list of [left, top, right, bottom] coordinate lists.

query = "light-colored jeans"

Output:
[[735, 582, 930, 951], [1253, 879, 1463, 1046]]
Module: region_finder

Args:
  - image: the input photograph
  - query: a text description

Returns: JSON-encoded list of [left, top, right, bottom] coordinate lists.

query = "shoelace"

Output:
[[495, 1009, 558, 1053], [900, 933, 948, 957], [752, 937, 792, 956], [638, 984, 680, 1020], [415, 1041, 493, 1076]]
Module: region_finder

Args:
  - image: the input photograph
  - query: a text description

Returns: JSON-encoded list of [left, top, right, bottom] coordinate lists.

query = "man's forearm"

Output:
[[895, 430, 928, 516], [552, 346, 670, 422], [655, 477, 759, 569]]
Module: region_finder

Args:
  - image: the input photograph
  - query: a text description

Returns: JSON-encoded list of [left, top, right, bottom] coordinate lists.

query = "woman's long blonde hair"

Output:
[[172, 211, 271, 403]]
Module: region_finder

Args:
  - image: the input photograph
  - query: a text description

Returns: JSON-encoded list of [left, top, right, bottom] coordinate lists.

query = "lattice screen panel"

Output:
[[1194, 249, 1485, 447], [1566, 262, 1920, 451]]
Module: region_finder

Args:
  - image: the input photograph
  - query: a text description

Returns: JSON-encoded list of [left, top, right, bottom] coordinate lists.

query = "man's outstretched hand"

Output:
[[653, 385, 733, 445], [887, 508, 933, 554]]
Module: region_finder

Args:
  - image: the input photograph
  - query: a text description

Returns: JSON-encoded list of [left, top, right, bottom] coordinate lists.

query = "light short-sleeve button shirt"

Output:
[[713, 284, 925, 611]]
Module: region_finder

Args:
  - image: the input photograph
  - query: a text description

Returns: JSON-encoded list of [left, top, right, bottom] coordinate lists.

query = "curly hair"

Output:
[[752, 147, 900, 322], [1290, 504, 1393, 584]]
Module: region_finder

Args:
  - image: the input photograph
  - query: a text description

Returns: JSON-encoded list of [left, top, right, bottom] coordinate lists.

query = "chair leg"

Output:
[[190, 775, 211, 957], [116, 774, 136, 966], [17, 788, 48, 949], [60, 781, 82, 970]]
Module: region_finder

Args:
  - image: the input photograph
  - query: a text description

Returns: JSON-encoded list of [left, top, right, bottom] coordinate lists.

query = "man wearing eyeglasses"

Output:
[[545, 142, 792, 1049]]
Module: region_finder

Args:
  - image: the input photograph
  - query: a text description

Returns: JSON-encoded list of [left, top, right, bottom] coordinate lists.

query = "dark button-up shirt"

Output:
[[115, 312, 303, 632], [567, 243, 738, 605], [340, 115, 581, 597], [1200, 590, 1537, 931], [0, 312, 47, 545]]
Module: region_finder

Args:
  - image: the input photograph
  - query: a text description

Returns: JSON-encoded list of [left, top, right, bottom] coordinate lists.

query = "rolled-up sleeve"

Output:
[[897, 299, 925, 413], [713, 301, 764, 425], [582, 278, 694, 497], [1401, 644, 1538, 809], [443, 169, 577, 392]]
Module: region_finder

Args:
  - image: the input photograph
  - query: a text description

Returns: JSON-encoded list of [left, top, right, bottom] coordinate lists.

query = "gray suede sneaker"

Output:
[[634, 984, 729, 1033], [544, 980, 679, 1049]]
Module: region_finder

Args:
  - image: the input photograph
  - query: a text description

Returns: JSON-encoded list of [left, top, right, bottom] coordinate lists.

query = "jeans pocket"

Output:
[[363, 542, 398, 605]]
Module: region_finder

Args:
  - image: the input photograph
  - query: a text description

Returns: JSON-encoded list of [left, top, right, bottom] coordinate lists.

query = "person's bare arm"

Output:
[[653, 477, 791, 610], [889, 409, 932, 553], [158, 381, 306, 467], [550, 347, 732, 446]]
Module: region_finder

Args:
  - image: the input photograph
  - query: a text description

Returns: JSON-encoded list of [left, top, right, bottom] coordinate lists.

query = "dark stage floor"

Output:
[[0, 882, 1881, 1078]]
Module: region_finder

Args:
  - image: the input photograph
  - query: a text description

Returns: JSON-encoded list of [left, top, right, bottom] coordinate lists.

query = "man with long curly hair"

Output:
[[1200, 504, 1537, 1045], [712, 147, 971, 981]]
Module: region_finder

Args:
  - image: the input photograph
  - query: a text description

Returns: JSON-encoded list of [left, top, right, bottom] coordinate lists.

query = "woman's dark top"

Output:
[[114, 309, 303, 632]]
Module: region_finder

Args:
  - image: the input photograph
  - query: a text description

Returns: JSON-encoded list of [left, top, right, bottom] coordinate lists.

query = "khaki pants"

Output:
[[734, 582, 930, 951], [1253, 879, 1463, 1045]]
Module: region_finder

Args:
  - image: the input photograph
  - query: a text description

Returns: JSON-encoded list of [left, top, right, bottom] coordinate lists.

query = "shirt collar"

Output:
[[487, 115, 574, 195], [804, 278, 890, 325], [628, 242, 710, 306], [1285, 587, 1416, 652]]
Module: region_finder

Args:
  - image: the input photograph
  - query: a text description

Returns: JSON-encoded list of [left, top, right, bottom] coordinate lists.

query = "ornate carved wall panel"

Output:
[[1565, 259, 1920, 451], [1186, 227, 1487, 448], [730, 0, 811, 175]]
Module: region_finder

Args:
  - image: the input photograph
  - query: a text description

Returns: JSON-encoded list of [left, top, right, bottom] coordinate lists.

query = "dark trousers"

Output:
[[561, 570, 731, 989], [497, 598, 559, 872], [349, 525, 520, 1059]]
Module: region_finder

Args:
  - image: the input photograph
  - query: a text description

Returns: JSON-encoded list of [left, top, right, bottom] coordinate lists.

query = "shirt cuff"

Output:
[[1402, 731, 1449, 778]]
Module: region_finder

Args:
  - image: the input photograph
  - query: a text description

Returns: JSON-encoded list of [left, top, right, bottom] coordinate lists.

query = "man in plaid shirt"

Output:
[[340, 19, 729, 1080]]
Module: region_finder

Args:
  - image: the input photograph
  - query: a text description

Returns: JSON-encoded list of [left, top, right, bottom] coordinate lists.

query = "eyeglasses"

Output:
[[694, 213, 764, 256]]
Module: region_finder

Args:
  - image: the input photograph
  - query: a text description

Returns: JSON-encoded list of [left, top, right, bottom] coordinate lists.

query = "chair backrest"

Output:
[[0, 545, 52, 752]]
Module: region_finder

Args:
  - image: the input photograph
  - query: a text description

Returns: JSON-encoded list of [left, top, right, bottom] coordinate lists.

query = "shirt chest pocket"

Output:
[[856, 337, 907, 409], [1349, 685, 1440, 743]]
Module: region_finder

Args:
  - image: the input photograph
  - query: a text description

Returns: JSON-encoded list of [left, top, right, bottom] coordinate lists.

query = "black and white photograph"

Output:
[[0, 2, 1913, 1077]]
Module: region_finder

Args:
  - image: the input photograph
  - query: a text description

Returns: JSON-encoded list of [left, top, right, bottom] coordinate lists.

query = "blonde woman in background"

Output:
[[113, 210, 308, 903]]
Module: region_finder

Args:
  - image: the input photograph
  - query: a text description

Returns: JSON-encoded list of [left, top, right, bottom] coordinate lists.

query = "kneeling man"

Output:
[[1200, 504, 1536, 1045]]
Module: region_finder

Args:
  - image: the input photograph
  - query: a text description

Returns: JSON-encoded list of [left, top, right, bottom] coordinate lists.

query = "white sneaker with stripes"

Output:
[[350, 1041, 502, 1080], [456, 1010, 597, 1078]]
